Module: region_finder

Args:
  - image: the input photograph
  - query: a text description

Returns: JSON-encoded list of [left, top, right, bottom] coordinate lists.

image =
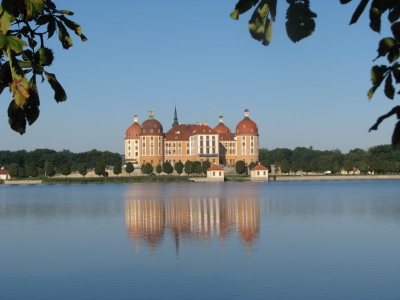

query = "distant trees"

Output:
[[125, 162, 134, 176], [236, 160, 246, 175], [175, 162, 184, 175], [201, 161, 211, 174], [45, 162, 56, 177], [280, 159, 290, 174], [95, 162, 105, 177], [25, 162, 38, 177], [59, 163, 71, 177], [78, 163, 88, 177], [113, 162, 122, 176], [8, 163, 19, 178], [290, 161, 299, 174], [156, 164, 163, 174], [162, 161, 174, 174], [184, 161, 192, 175], [344, 160, 353, 173], [143, 163, 153, 175]]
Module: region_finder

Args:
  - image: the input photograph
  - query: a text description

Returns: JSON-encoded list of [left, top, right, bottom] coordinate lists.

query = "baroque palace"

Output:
[[124, 107, 259, 167]]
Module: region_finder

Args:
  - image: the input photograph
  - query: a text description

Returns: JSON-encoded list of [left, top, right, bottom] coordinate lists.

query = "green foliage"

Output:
[[162, 161, 174, 174], [236, 160, 246, 175], [260, 159, 271, 172], [0, 0, 87, 134], [290, 161, 299, 174], [7, 163, 19, 178], [95, 162, 105, 177], [78, 163, 87, 177], [344, 159, 353, 172], [280, 159, 290, 174], [125, 162, 134, 176], [184, 160, 192, 175], [300, 160, 311, 173], [191, 161, 201, 175], [25, 161, 37, 177], [42, 175, 190, 184], [113, 162, 122, 176], [59, 162, 71, 177], [18, 167, 25, 178], [248, 161, 257, 170], [156, 164, 162, 174], [143, 162, 153, 175], [201, 160, 211, 174], [175, 161, 184, 174], [45, 161, 55, 177]]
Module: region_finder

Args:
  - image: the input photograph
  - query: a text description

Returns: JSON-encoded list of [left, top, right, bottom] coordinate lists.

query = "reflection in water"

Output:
[[125, 198, 260, 254]]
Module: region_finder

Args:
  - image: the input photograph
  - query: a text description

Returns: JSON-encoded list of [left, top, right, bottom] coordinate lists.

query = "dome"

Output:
[[235, 108, 258, 135], [141, 108, 163, 134], [125, 114, 141, 139], [125, 123, 141, 139], [214, 124, 231, 134]]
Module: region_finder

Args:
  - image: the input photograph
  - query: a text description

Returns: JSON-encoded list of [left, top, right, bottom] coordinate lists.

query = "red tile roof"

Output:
[[251, 163, 268, 171], [207, 164, 224, 171], [0, 169, 9, 175]]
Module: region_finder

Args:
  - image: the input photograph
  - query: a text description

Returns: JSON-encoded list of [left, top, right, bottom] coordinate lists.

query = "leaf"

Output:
[[0, 33, 27, 54], [384, 72, 395, 99], [0, 61, 12, 94], [0, 1, 13, 34], [389, 3, 400, 23], [230, 0, 260, 19], [47, 17, 56, 39], [8, 100, 26, 134], [392, 67, 400, 83], [392, 120, 400, 145], [45, 71, 67, 102], [248, 0, 271, 44], [349, 0, 369, 25], [391, 22, 400, 41], [56, 20, 73, 49], [285, 0, 317, 43], [36, 14, 51, 25], [375, 37, 396, 60], [369, 6, 381, 33], [388, 45, 400, 63], [57, 15, 87, 40], [7, 48, 30, 108], [25, 75, 40, 125], [24, 0, 45, 21], [370, 65, 387, 85], [367, 85, 378, 99], [340, 0, 352, 4], [368, 106, 400, 132], [56, 10, 74, 15]]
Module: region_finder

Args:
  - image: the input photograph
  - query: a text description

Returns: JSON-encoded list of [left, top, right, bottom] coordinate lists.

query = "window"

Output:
[[128, 152, 131, 157], [212, 136, 215, 140], [187, 150, 189, 154], [257, 171, 259, 175], [150, 136, 154, 140], [213, 172, 215, 176], [151, 160, 153, 163], [263, 171, 266, 175], [135, 152, 138, 157], [150, 129, 153, 133], [219, 172, 221, 176]]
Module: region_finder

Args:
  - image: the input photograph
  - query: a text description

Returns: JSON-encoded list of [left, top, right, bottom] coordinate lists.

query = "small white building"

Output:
[[206, 164, 224, 182], [250, 163, 268, 181], [0, 168, 10, 180]]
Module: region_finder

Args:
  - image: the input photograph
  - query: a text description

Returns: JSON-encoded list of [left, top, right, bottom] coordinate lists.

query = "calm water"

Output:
[[1, 180, 400, 300]]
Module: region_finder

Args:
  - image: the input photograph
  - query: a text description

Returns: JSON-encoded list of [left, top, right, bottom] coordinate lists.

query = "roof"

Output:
[[0, 169, 9, 175], [165, 123, 217, 141], [207, 164, 224, 171], [125, 122, 141, 139], [236, 118, 258, 135], [251, 163, 268, 171]]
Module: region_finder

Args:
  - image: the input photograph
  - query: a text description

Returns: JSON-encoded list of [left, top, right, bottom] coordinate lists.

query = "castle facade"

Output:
[[124, 107, 259, 167]]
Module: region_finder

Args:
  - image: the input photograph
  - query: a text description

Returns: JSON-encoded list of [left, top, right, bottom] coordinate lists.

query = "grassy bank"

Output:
[[42, 175, 190, 184]]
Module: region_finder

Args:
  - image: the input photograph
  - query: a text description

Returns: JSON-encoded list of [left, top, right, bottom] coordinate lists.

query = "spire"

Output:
[[133, 114, 138, 124], [219, 112, 224, 125], [244, 108, 249, 119], [172, 104, 179, 127], [148, 108, 154, 120]]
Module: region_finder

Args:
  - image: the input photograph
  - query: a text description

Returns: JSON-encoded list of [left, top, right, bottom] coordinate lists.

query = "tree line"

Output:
[[0, 149, 122, 178], [258, 145, 400, 174]]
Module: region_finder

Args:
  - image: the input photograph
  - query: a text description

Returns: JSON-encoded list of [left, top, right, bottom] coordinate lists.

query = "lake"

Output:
[[1, 180, 400, 300]]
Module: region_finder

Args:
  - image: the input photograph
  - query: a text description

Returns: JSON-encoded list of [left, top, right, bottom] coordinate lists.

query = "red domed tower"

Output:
[[125, 114, 141, 164], [214, 113, 236, 165], [140, 108, 164, 166], [235, 108, 259, 164]]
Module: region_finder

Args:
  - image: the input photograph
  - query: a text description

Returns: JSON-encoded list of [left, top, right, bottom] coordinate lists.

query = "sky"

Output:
[[0, 1, 398, 154]]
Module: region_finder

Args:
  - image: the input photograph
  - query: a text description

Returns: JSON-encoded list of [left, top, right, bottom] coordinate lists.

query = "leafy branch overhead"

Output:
[[0, 0, 87, 134], [230, 0, 400, 145]]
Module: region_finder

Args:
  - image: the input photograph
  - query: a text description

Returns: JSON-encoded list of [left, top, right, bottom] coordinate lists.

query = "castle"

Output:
[[124, 107, 259, 167]]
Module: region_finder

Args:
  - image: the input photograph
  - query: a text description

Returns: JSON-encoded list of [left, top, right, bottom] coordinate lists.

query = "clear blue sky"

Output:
[[0, 1, 397, 154]]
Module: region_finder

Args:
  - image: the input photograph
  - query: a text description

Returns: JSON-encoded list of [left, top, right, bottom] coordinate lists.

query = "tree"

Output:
[[59, 163, 71, 177], [156, 164, 162, 174], [125, 162, 134, 176], [236, 160, 246, 175], [162, 161, 174, 174], [248, 161, 257, 171], [344, 160, 353, 173], [175, 161, 184, 175], [260, 159, 271, 172], [18, 167, 25, 178], [78, 163, 87, 177], [290, 161, 299, 174], [7, 163, 19, 178], [113, 162, 122, 176], [184, 160, 192, 175], [45, 161, 55, 177], [143, 162, 153, 175], [191, 161, 201, 175], [95, 162, 105, 177], [1, 0, 87, 134], [201, 160, 211, 174], [231, 0, 400, 145], [281, 159, 290, 174], [25, 162, 37, 177], [195, 163, 203, 175], [300, 160, 311, 174]]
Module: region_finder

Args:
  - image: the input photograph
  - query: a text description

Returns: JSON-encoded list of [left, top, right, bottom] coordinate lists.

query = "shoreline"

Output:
[[3, 174, 400, 185]]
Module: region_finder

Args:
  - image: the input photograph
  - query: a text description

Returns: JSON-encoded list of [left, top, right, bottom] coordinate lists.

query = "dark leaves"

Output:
[[285, 0, 317, 43]]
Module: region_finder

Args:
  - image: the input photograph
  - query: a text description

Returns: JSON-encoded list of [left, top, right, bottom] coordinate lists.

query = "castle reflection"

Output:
[[126, 197, 259, 254]]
